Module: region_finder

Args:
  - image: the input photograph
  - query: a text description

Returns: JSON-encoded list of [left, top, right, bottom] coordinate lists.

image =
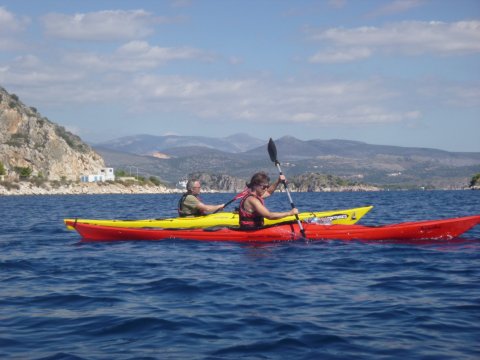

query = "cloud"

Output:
[[447, 86, 480, 107], [0, 8, 462, 133], [64, 40, 215, 71], [327, 0, 347, 9], [0, 6, 30, 50], [117, 40, 214, 64], [0, 55, 84, 86], [309, 47, 372, 63], [229, 56, 243, 65], [170, 0, 193, 7], [133, 75, 253, 100], [308, 20, 480, 62], [124, 74, 415, 126], [0, 6, 30, 33], [366, 0, 426, 18], [418, 82, 480, 108], [291, 112, 317, 123], [41, 9, 171, 41], [2, 56, 423, 129], [1, 38, 418, 127]]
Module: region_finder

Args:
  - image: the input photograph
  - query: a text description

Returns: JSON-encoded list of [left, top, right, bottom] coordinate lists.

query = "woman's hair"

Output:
[[246, 172, 270, 189]]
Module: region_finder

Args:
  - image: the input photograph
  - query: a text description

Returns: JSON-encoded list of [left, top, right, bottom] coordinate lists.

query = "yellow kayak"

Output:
[[64, 206, 372, 230]]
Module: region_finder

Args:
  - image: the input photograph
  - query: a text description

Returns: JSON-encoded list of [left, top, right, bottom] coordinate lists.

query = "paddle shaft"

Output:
[[274, 161, 306, 237], [213, 188, 249, 213], [213, 197, 236, 213]]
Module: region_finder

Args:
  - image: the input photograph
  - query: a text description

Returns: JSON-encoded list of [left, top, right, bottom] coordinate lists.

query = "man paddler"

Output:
[[178, 179, 225, 217]]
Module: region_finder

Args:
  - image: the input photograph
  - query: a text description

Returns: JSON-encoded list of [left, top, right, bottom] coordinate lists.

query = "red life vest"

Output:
[[239, 193, 265, 228]]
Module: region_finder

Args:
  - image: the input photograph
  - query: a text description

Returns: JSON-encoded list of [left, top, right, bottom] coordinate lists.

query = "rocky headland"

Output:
[[0, 87, 105, 182]]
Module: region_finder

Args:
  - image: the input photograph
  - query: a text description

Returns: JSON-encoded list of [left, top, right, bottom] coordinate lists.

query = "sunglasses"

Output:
[[259, 184, 269, 190]]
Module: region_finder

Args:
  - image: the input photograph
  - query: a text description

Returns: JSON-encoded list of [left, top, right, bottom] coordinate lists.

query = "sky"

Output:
[[0, 0, 479, 152]]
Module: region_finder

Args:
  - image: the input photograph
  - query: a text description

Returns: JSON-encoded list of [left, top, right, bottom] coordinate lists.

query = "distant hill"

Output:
[[3, 81, 476, 190], [95, 135, 480, 189], [246, 136, 480, 165], [94, 133, 265, 155]]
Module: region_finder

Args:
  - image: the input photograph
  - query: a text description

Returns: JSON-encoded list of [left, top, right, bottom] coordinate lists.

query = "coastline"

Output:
[[1, 182, 475, 196], [1, 182, 381, 196], [0, 182, 184, 196]]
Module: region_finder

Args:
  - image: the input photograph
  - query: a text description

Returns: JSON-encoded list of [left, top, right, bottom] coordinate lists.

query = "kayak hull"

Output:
[[66, 215, 480, 243], [64, 206, 373, 230]]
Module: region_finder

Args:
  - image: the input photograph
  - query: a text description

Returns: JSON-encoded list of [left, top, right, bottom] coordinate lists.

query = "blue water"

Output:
[[1, 191, 479, 360]]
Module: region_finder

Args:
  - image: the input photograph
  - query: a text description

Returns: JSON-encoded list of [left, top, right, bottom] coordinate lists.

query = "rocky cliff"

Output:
[[188, 172, 247, 192], [289, 173, 381, 192], [0, 86, 105, 181], [186, 171, 380, 192]]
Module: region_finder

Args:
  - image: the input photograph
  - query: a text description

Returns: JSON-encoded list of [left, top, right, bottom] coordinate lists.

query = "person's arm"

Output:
[[263, 175, 285, 198], [196, 201, 225, 214], [248, 196, 298, 220]]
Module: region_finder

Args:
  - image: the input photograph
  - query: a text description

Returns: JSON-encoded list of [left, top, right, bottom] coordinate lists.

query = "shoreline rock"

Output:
[[1, 181, 473, 196], [0, 182, 184, 196], [0, 181, 382, 196]]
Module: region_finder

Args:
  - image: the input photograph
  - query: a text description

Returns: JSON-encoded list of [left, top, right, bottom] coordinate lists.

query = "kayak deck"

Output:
[[64, 206, 373, 230], [66, 215, 480, 243]]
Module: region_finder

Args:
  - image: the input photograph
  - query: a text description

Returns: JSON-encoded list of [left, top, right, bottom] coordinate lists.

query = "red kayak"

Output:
[[66, 215, 480, 243]]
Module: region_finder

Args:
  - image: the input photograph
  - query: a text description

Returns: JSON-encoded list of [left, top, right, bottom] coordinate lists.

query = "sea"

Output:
[[1, 190, 479, 360]]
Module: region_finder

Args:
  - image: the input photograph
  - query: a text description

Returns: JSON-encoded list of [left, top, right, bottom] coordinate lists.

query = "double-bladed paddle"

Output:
[[213, 187, 250, 213], [268, 138, 306, 238]]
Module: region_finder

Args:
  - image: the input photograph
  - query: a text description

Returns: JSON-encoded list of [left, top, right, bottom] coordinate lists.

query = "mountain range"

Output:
[[95, 133, 265, 155], [94, 134, 480, 189], [3, 83, 477, 191]]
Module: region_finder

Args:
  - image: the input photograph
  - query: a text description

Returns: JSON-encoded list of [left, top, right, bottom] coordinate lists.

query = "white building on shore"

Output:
[[80, 168, 115, 183]]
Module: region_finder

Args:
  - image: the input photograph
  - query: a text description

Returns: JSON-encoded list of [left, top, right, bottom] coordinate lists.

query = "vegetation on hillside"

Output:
[[14, 166, 33, 179], [54, 125, 91, 153], [114, 168, 165, 187], [470, 173, 480, 188], [290, 172, 368, 191]]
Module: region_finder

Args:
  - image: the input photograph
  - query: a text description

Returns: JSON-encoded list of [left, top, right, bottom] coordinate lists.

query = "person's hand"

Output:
[[279, 174, 287, 184], [290, 208, 299, 215]]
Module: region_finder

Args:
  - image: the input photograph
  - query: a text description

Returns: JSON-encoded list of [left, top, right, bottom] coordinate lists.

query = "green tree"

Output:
[[470, 173, 480, 187], [149, 176, 161, 186], [0, 161, 5, 176], [115, 169, 128, 177], [14, 166, 33, 180]]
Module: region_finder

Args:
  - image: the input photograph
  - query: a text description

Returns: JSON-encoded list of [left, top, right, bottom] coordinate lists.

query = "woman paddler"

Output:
[[239, 171, 298, 229]]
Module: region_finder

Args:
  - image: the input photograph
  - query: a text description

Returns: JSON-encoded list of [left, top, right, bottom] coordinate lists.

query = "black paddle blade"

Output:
[[268, 138, 277, 163]]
